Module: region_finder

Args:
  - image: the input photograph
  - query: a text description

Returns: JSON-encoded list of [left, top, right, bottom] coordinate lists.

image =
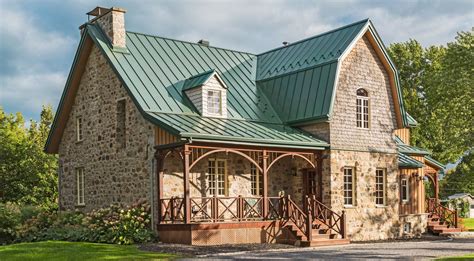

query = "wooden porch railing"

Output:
[[305, 195, 347, 239], [159, 195, 347, 241], [426, 198, 458, 228]]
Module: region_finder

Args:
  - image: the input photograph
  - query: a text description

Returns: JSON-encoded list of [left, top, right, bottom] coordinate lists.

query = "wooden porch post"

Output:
[[155, 150, 165, 224], [317, 152, 323, 202], [183, 145, 191, 223], [434, 172, 439, 200], [262, 150, 268, 218]]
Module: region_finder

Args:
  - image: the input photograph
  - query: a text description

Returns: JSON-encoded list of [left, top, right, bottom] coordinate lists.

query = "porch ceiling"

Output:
[[147, 112, 328, 149]]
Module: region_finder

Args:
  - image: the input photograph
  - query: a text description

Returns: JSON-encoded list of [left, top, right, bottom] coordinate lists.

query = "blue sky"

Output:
[[0, 0, 472, 122]]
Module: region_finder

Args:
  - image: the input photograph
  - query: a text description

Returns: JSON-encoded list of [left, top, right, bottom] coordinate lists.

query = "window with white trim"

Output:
[[344, 167, 356, 206], [76, 168, 85, 205], [375, 169, 386, 206], [250, 164, 263, 196], [76, 117, 83, 141], [356, 88, 369, 128], [207, 90, 222, 115], [208, 159, 226, 196], [401, 178, 409, 202]]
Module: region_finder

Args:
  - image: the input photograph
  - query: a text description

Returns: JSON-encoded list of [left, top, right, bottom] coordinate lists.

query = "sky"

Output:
[[0, 0, 472, 122]]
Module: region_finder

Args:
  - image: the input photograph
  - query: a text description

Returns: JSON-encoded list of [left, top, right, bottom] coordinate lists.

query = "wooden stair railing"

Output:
[[306, 195, 347, 239], [426, 198, 458, 228], [284, 195, 311, 241]]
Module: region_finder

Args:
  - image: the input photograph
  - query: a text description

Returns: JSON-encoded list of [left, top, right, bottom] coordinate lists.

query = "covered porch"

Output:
[[154, 142, 347, 246]]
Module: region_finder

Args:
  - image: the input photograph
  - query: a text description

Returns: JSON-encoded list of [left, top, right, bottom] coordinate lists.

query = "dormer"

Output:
[[183, 69, 228, 118]]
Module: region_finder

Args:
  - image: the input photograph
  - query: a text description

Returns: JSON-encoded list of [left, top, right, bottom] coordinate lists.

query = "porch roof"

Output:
[[147, 112, 329, 149], [398, 152, 423, 168], [425, 155, 445, 170], [395, 136, 430, 155]]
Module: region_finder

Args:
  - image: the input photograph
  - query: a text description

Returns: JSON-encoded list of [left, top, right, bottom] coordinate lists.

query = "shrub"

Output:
[[0, 203, 21, 244], [13, 200, 154, 245]]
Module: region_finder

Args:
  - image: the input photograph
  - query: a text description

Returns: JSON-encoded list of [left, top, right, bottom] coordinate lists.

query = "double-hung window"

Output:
[[375, 169, 386, 206], [356, 88, 369, 128], [76, 117, 83, 141], [344, 167, 356, 206], [208, 159, 226, 196], [250, 164, 263, 196], [76, 168, 85, 205], [207, 90, 222, 115], [401, 178, 409, 202]]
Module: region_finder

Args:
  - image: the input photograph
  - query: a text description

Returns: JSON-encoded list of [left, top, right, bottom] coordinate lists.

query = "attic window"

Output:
[[207, 90, 222, 115], [356, 88, 369, 129]]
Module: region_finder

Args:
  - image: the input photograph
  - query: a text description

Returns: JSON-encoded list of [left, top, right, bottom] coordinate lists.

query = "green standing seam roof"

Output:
[[395, 136, 430, 155], [398, 152, 424, 168], [146, 112, 328, 148], [425, 155, 445, 170], [182, 69, 216, 91], [406, 113, 418, 127]]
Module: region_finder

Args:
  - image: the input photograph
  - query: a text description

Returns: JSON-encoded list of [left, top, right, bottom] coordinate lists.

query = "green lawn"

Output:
[[462, 218, 474, 230], [436, 253, 474, 260], [0, 241, 176, 261]]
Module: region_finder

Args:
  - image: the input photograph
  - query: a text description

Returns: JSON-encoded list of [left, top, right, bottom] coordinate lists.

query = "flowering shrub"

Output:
[[11, 200, 153, 245], [0, 203, 41, 244]]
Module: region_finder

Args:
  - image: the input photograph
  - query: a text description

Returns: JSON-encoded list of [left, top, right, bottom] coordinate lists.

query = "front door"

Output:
[[303, 169, 320, 201]]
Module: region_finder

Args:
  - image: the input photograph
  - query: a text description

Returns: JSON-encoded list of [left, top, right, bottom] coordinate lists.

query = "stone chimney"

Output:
[[85, 6, 127, 49]]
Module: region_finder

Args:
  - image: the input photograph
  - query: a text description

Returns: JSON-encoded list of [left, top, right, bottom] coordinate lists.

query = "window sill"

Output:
[[376, 205, 387, 208], [76, 139, 84, 144], [401, 200, 410, 204], [344, 205, 356, 209], [75, 204, 85, 208]]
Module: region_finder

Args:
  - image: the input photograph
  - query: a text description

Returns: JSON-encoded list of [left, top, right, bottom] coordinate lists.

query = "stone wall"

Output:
[[328, 150, 400, 241], [58, 45, 155, 212]]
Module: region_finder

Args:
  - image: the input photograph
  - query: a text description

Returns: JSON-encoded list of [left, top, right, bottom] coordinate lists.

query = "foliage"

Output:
[[388, 30, 473, 163], [0, 203, 41, 245], [439, 151, 474, 199], [0, 241, 176, 261], [14, 200, 153, 245], [0, 106, 58, 209], [446, 198, 471, 218]]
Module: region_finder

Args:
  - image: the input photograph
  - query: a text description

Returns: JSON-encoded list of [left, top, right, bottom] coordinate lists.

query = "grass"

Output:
[[461, 218, 474, 230], [0, 241, 177, 261], [436, 253, 474, 260]]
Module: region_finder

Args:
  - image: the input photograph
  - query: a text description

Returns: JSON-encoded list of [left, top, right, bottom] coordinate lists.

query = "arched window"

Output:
[[356, 88, 369, 128]]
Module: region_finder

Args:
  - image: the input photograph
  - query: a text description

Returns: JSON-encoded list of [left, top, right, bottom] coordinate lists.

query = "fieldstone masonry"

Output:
[[58, 46, 154, 212]]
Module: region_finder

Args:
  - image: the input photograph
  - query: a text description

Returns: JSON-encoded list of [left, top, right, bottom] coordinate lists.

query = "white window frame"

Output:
[[250, 164, 263, 196], [207, 159, 227, 196], [356, 89, 370, 129], [401, 178, 409, 202], [343, 167, 356, 206], [76, 117, 83, 141], [76, 168, 85, 206], [206, 90, 222, 116], [375, 169, 386, 206]]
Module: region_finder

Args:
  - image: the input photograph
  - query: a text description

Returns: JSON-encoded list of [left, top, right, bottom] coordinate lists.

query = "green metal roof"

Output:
[[146, 112, 328, 149], [425, 155, 445, 170], [257, 19, 367, 81], [87, 24, 281, 124], [398, 152, 424, 168], [395, 136, 430, 155], [182, 69, 216, 91], [406, 113, 418, 127]]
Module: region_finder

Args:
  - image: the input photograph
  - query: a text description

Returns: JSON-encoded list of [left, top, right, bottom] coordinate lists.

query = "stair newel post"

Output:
[[305, 195, 312, 241], [454, 209, 458, 228], [286, 195, 291, 219], [341, 210, 347, 239], [170, 197, 175, 222], [237, 195, 243, 221], [211, 195, 217, 222]]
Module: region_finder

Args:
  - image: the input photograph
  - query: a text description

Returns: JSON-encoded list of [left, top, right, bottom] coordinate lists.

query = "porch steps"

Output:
[[283, 223, 350, 247], [427, 214, 460, 235]]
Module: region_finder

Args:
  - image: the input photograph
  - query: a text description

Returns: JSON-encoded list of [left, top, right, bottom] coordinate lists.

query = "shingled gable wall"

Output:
[[57, 45, 155, 211], [301, 34, 414, 241]]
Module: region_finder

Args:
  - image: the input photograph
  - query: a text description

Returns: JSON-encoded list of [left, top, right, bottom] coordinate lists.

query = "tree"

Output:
[[439, 151, 474, 199], [388, 30, 473, 163], [0, 106, 58, 209]]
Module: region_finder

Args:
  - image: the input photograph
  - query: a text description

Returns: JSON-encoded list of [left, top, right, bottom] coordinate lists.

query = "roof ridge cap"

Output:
[[257, 18, 369, 57], [126, 30, 257, 56]]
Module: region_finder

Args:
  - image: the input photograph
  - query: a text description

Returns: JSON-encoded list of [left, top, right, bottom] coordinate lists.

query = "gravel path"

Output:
[[198, 238, 474, 260]]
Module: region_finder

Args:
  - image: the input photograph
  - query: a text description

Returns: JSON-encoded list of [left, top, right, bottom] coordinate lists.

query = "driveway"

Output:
[[197, 238, 474, 260]]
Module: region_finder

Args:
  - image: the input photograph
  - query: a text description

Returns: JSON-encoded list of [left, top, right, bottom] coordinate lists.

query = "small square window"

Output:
[[207, 90, 222, 115], [403, 223, 411, 234]]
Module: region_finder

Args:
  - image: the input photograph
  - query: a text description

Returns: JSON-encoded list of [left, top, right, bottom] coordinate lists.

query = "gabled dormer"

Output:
[[183, 69, 228, 118]]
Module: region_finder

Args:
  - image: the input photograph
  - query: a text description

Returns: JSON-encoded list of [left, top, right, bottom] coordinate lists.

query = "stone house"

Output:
[[45, 6, 448, 246]]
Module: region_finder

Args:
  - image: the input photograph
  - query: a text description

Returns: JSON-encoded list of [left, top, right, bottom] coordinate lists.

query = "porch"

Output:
[[154, 142, 348, 246]]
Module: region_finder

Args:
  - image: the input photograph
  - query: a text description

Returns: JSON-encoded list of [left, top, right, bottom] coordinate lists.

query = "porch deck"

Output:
[[157, 195, 349, 246]]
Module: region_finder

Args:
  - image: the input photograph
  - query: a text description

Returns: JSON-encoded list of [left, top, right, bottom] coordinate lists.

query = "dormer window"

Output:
[[356, 88, 369, 129], [182, 69, 228, 118], [207, 90, 222, 115]]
